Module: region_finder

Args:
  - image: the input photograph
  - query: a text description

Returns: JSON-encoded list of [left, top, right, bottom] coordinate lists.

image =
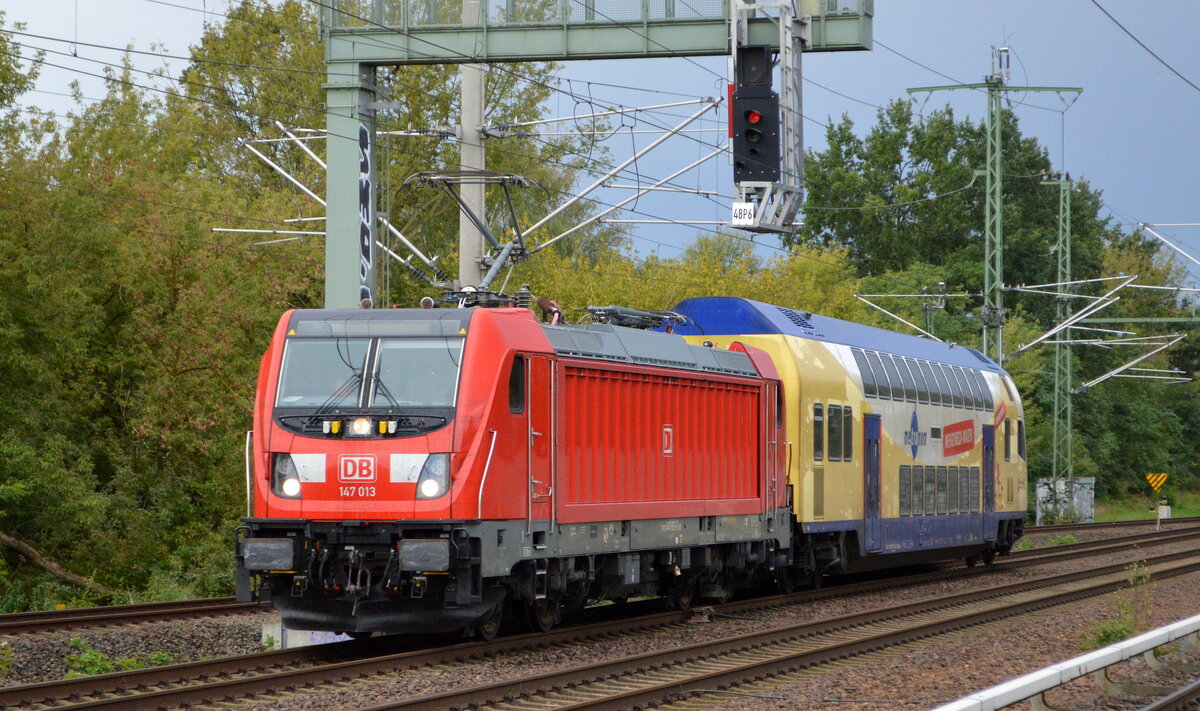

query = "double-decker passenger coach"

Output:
[[671, 297, 1027, 580]]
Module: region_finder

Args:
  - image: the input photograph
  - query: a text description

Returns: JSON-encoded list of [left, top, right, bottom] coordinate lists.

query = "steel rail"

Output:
[[1026, 516, 1200, 534], [1141, 677, 1200, 711], [5, 528, 1196, 710], [0, 598, 265, 635]]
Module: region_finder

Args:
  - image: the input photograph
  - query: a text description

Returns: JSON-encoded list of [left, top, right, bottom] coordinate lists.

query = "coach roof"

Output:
[[670, 297, 1002, 373]]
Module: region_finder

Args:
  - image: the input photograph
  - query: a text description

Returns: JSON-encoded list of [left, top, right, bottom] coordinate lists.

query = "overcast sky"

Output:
[[3, 0, 1198, 285]]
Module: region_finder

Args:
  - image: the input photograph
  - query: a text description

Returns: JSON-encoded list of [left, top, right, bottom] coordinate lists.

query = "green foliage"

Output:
[[62, 637, 172, 678], [1046, 534, 1079, 547], [0, 642, 11, 681], [1081, 561, 1154, 650]]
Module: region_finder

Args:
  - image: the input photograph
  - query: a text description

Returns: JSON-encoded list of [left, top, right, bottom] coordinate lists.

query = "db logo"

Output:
[[338, 455, 377, 483]]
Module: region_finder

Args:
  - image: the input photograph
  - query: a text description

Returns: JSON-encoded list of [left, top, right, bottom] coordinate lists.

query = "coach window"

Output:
[[899, 466, 911, 516], [907, 358, 930, 404], [943, 364, 964, 407], [953, 367, 976, 409], [970, 467, 981, 512], [958, 368, 975, 409], [958, 468, 970, 512], [1018, 419, 1027, 460], [843, 406, 853, 461], [918, 361, 941, 406], [936, 466, 948, 515], [896, 357, 918, 402], [931, 363, 952, 406], [828, 405, 843, 461], [911, 466, 924, 516], [947, 464, 959, 514], [972, 370, 995, 410], [1004, 418, 1012, 461], [853, 349, 878, 398], [866, 351, 892, 399], [508, 355, 526, 413], [881, 355, 907, 402], [924, 466, 937, 515], [813, 404, 824, 461], [967, 369, 986, 410]]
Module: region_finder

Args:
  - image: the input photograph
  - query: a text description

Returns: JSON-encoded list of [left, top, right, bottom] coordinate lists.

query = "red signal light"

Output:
[[746, 110, 763, 124]]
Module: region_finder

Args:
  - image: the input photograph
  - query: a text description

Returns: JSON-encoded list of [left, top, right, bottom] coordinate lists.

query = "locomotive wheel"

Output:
[[526, 598, 560, 633], [965, 556, 979, 567], [982, 547, 996, 566], [472, 599, 504, 641]]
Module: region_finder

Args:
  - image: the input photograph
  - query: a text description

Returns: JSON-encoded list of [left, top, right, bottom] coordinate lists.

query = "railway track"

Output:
[[3, 525, 1196, 710], [0, 597, 265, 636], [1025, 516, 1200, 534]]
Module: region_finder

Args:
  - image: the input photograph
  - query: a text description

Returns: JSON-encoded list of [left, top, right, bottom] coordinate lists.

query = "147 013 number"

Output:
[[339, 486, 377, 497]]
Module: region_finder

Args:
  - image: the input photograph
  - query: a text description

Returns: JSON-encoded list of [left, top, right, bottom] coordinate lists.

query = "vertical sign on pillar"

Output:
[[357, 123, 374, 308], [325, 60, 376, 309]]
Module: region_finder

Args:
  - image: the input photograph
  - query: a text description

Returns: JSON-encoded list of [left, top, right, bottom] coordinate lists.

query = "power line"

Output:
[[1089, 0, 1200, 95]]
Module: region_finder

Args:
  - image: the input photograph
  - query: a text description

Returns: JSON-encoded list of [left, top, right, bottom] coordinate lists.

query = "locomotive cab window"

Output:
[[813, 403, 824, 461], [509, 355, 526, 413], [276, 338, 371, 407], [373, 338, 464, 408]]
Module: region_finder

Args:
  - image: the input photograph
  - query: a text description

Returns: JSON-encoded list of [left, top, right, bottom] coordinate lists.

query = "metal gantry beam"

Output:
[[314, 0, 873, 306]]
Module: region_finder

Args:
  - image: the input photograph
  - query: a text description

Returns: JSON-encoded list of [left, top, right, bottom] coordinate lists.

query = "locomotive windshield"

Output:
[[275, 337, 463, 409]]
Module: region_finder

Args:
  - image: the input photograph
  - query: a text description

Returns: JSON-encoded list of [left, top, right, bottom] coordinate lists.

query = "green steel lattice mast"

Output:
[[909, 49, 1081, 363]]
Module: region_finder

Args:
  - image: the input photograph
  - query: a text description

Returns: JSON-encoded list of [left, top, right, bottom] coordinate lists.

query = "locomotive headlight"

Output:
[[415, 453, 450, 500], [349, 417, 373, 437], [281, 477, 302, 498], [272, 454, 302, 499]]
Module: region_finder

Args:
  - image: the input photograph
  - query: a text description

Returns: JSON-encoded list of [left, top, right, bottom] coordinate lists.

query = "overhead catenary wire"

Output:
[[1089, 0, 1200, 95]]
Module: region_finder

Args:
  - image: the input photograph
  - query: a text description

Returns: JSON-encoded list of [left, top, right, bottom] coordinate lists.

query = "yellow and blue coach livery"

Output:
[[672, 297, 1026, 581]]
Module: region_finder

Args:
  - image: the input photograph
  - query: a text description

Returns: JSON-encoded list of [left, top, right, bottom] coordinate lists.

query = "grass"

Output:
[[1092, 489, 1200, 522]]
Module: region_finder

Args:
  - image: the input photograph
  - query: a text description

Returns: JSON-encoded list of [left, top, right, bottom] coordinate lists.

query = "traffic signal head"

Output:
[[732, 92, 780, 183]]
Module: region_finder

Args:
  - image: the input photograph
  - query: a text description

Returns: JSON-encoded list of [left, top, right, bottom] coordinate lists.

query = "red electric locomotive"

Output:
[[237, 306, 789, 637]]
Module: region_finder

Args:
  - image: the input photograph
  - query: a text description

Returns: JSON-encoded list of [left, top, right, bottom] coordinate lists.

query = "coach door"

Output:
[[982, 424, 996, 541], [863, 415, 882, 553], [527, 356, 555, 529]]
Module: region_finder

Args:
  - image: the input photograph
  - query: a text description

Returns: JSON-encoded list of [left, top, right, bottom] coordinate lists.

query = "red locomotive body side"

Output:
[[557, 363, 769, 523]]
